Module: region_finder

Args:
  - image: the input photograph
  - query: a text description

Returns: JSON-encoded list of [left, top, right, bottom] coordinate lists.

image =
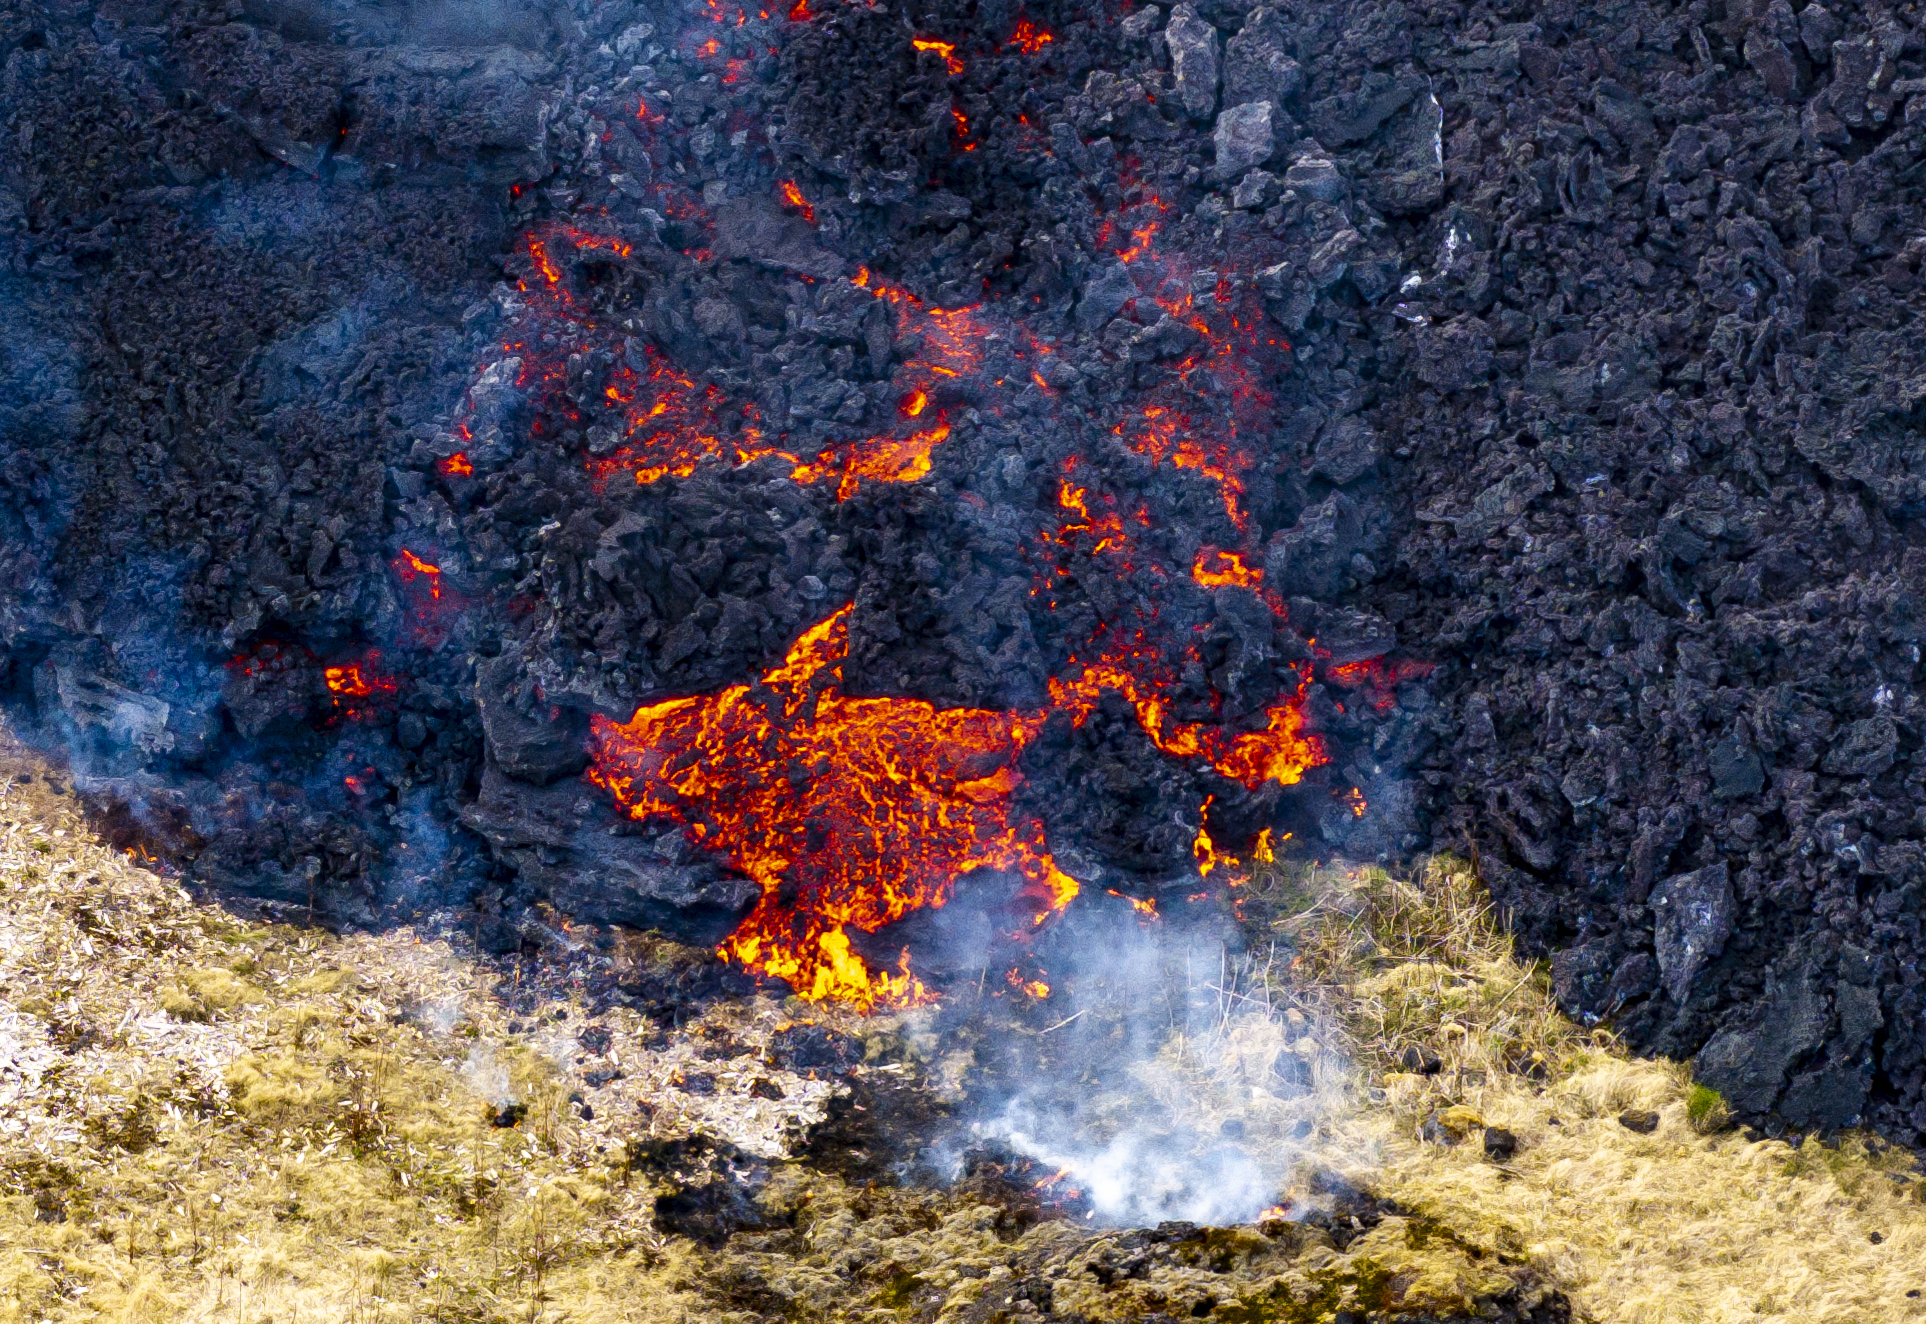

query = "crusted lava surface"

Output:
[[6, 0, 1926, 1142]]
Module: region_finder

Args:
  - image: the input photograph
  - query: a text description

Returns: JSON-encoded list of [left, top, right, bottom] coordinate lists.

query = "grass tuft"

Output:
[[1686, 1083, 1731, 1135], [1240, 854, 1926, 1324]]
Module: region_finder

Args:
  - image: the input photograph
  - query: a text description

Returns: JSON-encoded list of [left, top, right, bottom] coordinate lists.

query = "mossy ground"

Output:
[[1, 734, 1921, 1322]]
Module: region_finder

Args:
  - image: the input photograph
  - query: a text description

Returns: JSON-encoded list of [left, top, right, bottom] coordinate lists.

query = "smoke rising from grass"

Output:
[[955, 901, 1346, 1227]]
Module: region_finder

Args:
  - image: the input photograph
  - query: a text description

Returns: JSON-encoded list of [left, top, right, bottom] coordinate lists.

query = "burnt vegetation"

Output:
[[5, 0, 1926, 1149]]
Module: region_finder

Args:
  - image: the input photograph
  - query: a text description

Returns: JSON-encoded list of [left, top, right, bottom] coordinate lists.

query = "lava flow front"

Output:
[[458, 40, 1350, 1010], [588, 606, 1079, 1009], [591, 598, 1325, 1003]]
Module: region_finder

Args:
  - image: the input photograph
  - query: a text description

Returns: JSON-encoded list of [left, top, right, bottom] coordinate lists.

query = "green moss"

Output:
[[1686, 1084, 1729, 1134]]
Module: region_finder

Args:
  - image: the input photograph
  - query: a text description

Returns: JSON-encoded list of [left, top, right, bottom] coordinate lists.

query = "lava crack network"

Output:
[[588, 606, 1079, 1009], [590, 602, 1326, 1006]]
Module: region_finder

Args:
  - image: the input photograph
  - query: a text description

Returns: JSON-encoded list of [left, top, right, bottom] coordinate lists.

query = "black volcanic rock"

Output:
[[7, 0, 1926, 1149]]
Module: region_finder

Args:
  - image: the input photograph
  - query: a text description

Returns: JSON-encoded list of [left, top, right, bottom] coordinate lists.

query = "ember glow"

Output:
[[912, 36, 964, 74], [438, 452, 473, 477], [1191, 547, 1262, 589], [590, 607, 1079, 1009], [779, 179, 815, 223], [475, 148, 1338, 1013], [1009, 19, 1054, 54], [324, 653, 397, 706]]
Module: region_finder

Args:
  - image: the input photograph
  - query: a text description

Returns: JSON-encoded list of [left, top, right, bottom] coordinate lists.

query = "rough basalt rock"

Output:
[[6, 0, 1926, 1147]]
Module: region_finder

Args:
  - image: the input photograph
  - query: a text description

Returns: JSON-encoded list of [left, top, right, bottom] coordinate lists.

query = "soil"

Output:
[[4, 0, 1926, 1146]]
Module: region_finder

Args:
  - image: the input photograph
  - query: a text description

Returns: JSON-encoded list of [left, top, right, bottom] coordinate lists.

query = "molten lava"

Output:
[[394, 549, 443, 600], [590, 589, 1324, 1007], [779, 179, 815, 223], [1191, 547, 1263, 589], [324, 652, 398, 715], [1009, 18, 1054, 53], [912, 36, 964, 73], [1114, 404, 1250, 529], [589, 606, 1079, 1009], [1050, 657, 1322, 791], [473, 153, 1350, 1015], [790, 423, 951, 500]]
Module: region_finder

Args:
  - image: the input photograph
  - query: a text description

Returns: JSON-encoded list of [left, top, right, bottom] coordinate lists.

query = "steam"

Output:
[[955, 904, 1343, 1227], [462, 1045, 515, 1111]]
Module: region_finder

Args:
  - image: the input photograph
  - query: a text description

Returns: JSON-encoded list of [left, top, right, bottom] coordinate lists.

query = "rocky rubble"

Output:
[[5, 0, 1926, 1143]]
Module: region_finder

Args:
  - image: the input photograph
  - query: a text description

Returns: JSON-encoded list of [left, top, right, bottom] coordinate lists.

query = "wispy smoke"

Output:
[[955, 904, 1344, 1227]]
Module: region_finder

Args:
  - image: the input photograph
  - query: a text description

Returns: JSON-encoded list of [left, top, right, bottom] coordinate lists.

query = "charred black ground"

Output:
[[5, 0, 1926, 1144]]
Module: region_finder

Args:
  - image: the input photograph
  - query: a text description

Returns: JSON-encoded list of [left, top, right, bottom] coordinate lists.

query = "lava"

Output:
[[490, 175, 1337, 1014], [779, 179, 816, 223], [438, 452, 473, 477], [1050, 656, 1323, 791], [912, 36, 964, 74], [1328, 656, 1439, 712], [394, 549, 443, 600], [1114, 404, 1250, 530], [591, 589, 1324, 1006], [790, 422, 951, 500], [323, 653, 398, 706], [589, 606, 1079, 1008], [562, 256, 981, 495], [1191, 547, 1263, 589], [1009, 19, 1053, 53]]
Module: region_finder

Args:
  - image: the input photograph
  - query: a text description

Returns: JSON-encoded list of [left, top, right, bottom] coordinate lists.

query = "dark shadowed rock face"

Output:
[[1650, 862, 1733, 1007], [6, 0, 1926, 1142]]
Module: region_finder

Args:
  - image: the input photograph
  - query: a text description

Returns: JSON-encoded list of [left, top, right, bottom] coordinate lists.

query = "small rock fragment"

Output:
[[1165, 4, 1221, 119], [1283, 152, 1344, 201], [1618, 1109, 1660, 1134], [1650, 862, 1734, 1006], [1213, 101, 1275, 178], [1399, 1045, 1444, 1075]]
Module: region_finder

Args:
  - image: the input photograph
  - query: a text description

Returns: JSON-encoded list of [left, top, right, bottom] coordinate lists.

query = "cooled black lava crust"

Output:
[[5, 0, 1926, 1142]]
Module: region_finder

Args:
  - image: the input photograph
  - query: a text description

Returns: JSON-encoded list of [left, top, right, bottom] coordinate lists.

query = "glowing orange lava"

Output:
[[591, 596, 1323, 1005], [791, 423, 950, 500], [912, 37, 964, 74], [394, 549, 443, 600], [779, 179, 816, 223], [1192, 547, 1262, 588], [1114, 405, 1250, 529], [576, 265, 977, 494], [1009, 18, 1053, 53], [487, 187, 1350, 1015], [324, 661, 389, 699], [438, 452, 473, 477], [1049, 657, 1322, 791], [589, 607, 1079, 1009]]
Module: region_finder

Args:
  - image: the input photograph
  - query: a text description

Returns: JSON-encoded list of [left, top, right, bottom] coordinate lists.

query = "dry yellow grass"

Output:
[[3, 722, 1923, 1322], [0, 744, 835, 1324], [1256, 858, 1926, 1324]]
